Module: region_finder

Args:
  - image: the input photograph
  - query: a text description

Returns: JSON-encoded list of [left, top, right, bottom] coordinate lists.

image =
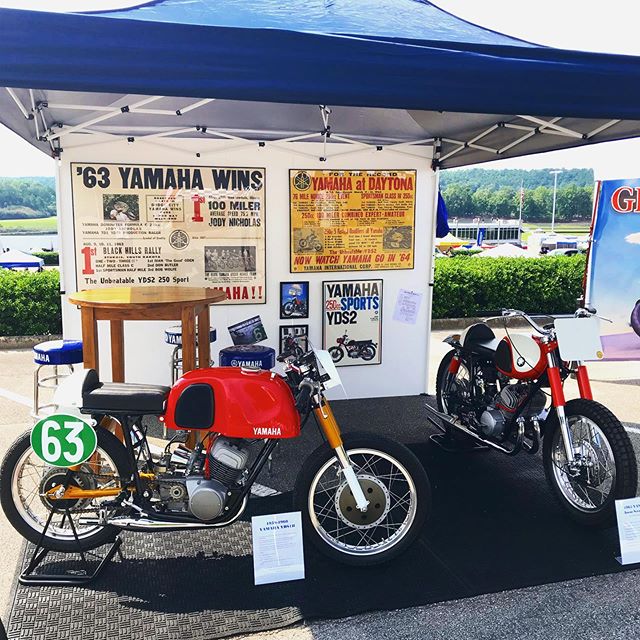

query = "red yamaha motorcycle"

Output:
[[1, 350, 430, 566], [329, 332, 378, 363], [428, 308, 637, 527]]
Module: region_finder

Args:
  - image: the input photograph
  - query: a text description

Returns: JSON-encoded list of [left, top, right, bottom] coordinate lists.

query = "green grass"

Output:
[[0, 217, 57, 234]]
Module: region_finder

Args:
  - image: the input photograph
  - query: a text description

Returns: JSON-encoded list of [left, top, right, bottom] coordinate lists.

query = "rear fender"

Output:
[[443, 334, 461, 348]]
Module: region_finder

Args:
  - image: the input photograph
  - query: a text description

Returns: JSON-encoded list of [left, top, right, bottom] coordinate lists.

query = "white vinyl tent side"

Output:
[[56, 135, 436, 399]]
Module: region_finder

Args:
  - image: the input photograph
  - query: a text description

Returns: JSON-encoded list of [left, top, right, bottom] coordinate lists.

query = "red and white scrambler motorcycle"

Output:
[[428, 308, 637, 526], [1, 349, 430, 566]]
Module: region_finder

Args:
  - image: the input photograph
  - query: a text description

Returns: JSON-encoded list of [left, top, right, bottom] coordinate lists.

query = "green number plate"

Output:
[[30, 414, 98, 467]]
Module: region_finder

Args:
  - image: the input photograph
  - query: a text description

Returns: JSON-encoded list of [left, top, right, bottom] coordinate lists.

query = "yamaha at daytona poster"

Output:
[[322, 279, 382, 366]]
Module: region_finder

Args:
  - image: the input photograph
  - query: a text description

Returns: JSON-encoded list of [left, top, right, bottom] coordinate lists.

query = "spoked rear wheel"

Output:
[[543, 399, 637, 527], [0, 428, 131, 551], [295, 433, 430, 566], [436, 350, 472, 415]]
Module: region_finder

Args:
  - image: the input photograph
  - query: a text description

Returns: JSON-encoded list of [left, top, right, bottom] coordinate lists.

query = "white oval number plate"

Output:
[[30, 414, 98, 467]]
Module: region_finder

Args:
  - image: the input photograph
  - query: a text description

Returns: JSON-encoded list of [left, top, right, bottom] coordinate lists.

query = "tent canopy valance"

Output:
[[2, 1, 640, 167]]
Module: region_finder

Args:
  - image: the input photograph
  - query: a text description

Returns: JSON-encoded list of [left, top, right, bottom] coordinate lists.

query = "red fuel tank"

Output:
[[163, 367, 300, 438]]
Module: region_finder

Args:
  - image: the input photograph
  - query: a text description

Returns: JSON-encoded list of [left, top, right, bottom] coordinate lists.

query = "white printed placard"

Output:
[[251, 511, 305, 585], [393, 289, 423, 325], [615, 497, 640, 564]]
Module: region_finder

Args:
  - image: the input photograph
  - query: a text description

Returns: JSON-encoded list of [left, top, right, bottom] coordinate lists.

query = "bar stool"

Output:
[[219, 345, 276, 370], [32, 339, 83, 418], [165, 326, 217, 383]]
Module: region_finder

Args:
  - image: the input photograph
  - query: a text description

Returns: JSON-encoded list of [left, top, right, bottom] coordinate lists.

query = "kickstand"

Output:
[[19, 475, 123, 586]]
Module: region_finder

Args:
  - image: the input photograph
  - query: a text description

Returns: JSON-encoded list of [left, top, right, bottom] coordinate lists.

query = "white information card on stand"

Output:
[[615, 497, 640, 565], [251, 511, 305, 585]]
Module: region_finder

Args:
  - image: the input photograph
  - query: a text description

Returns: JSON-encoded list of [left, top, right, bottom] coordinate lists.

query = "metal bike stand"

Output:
[[19, 471, 123, 586]]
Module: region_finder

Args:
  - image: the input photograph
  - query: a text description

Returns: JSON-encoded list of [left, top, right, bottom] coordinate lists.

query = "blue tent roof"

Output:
[[3, 1, 640, 168], [86, 0, 533, 47], [1, 1, 639, 119]]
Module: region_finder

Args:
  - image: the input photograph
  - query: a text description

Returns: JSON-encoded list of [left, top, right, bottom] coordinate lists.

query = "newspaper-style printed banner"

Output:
[[71, 163, 266, 303]]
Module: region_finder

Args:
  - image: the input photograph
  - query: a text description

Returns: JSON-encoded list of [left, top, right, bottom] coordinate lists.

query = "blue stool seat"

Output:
[[33, 339, 83, 366], [219, 345, 276, 370], [165, 326, 217, 346]]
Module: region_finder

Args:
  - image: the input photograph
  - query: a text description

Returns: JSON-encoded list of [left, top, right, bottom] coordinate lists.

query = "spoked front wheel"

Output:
[[294, 434, 430, 566], [0, 428, 131, 552], [543, 399, 638, 527]]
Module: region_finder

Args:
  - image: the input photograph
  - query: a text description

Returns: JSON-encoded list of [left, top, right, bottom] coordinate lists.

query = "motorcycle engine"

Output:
[[480, 384, 546, 439], [158, 438, 250, 521]]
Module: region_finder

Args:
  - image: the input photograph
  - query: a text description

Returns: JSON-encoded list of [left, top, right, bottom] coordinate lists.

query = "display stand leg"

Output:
[[19, 474, 123, 586]]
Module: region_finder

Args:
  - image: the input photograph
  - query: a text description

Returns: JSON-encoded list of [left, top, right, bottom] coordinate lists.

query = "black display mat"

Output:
[[7, 440, 629, 640]]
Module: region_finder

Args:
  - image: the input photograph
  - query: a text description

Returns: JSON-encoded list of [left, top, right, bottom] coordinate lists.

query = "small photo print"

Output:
[[293, 228, 324, 253], [279, 325, 309, 358], [228, 315, 267, 346], [383, 226, 413, 250], [205, 246, 256, 274], [103, 194, 140, 221], [280, 281, 309, 319]]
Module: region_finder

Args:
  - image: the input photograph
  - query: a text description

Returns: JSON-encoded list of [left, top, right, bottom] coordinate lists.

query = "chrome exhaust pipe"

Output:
[[424, 404, 524, 456]]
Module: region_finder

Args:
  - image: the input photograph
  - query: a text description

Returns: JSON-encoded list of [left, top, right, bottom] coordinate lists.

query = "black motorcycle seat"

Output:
[[81, 369, 170, 415], [462, 323, 502, 358]]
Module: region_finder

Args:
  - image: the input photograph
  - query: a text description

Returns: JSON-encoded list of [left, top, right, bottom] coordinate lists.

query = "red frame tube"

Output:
[[547, 366, 566, 407], [448, 356, 461, 375]]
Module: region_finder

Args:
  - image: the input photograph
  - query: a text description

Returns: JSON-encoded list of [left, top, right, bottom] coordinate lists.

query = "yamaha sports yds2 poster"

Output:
[[323, 279, 382, 366], [587, 178, 640, 359]]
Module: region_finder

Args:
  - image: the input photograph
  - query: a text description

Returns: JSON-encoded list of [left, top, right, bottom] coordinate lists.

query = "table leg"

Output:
[[197, 304, 211, 369], [110, 320, 125, 383], [181, 306, 196, 373], [80, 306, 99, 373]]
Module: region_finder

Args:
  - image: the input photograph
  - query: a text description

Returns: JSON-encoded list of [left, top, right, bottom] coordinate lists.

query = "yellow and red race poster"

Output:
[[289, 169, 416, 272], [71, 163, 266, 304]]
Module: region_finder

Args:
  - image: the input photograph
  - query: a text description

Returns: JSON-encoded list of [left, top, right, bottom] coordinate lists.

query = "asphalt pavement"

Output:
[[1, 330, 640, 639]]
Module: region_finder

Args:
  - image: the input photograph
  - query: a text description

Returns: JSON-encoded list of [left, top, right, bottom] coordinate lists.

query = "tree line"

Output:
[[0, 176, 56, 218], [440, 168, 594, 222]]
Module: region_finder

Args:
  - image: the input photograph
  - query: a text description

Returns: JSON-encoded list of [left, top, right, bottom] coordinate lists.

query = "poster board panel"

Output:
[[290, 169, 415, 273], [322, 279, 382, 366], [71, 163, 266, 304]]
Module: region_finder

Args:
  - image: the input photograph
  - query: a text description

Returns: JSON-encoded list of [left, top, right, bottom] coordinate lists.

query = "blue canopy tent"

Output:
[[0, 249, 44, 269], [0, 0, 640, 168]]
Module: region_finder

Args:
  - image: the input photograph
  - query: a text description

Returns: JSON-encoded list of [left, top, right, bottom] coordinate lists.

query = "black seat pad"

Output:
[[81, 369, 169, 415], [462, 323, 502, 359]]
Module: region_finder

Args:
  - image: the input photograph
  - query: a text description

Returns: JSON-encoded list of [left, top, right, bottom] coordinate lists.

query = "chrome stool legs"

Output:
[[33, 363, 74, 419]]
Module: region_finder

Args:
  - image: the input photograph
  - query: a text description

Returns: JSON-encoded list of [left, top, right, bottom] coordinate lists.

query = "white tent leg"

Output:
[[424, 143, 441, 395]]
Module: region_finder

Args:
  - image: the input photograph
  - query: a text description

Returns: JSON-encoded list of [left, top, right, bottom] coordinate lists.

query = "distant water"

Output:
[[0, 234, 59, 252]]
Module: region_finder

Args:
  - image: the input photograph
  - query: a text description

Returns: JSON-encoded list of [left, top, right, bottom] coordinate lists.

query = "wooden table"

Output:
[[68, 286, 227, 382]]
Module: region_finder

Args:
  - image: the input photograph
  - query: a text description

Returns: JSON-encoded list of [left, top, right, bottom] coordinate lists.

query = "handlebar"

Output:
[[500, 309, 550, 335]]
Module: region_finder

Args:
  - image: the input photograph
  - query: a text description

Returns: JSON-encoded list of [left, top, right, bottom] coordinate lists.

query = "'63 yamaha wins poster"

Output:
[[71, 163, 266, 303], [323, 279, 382, 366]]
